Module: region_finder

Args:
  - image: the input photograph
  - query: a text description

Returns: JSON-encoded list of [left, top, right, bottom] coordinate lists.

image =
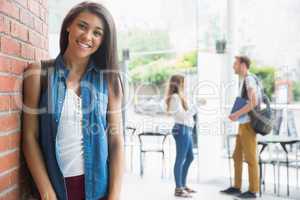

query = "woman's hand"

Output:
[[41, 188, 57, 200]]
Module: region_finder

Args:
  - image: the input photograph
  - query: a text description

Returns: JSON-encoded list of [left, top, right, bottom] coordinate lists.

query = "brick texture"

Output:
[[0, 15, 10, 34], [0, 0, 20, 20], [11, 21, 28, 42], [0, 0, 49, 199], [0, 37, 21, 56]]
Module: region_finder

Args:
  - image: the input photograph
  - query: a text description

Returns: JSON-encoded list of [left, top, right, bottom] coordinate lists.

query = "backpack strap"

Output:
[[249, 74, 265, 105], [241, 74, 263, 98], [241, 80, 247, 99], [40, 59, 55, 93], [243, 74, 270, 111]]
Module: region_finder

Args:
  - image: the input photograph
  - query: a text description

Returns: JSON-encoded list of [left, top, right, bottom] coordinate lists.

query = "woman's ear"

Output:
[[66, 27, 70, 32]]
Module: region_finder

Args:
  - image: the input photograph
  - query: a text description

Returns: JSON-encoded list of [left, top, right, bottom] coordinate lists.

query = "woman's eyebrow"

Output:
[[78, 20, 104, 30]]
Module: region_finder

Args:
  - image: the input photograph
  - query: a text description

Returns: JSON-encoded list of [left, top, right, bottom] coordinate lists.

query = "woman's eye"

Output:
[[94, 31, 103, 37], [78, 23, 86, 30]]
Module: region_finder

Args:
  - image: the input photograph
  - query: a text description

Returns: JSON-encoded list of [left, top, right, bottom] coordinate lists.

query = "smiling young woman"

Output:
[[22, 2, 124, 200]]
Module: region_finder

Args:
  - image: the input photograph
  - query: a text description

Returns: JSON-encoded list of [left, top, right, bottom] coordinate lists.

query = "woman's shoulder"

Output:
[[23, 62, 42, 86], [26, 61, 41, 71], [24, 62, 42, 81], [23, 62, 43, 106], [25, 59, 57, 74]]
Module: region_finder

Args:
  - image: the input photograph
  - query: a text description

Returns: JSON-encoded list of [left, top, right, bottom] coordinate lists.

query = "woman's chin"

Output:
[[73, 50, 92, 59]]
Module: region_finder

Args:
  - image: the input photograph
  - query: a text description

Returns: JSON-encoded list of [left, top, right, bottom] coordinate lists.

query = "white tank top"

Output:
[[56, 88, 84, 177]]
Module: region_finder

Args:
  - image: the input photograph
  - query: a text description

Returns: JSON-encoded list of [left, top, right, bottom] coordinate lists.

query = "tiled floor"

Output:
[[121, 174, 298, 200], [124, 111, 300, 200], [122, 135, 300, 200]]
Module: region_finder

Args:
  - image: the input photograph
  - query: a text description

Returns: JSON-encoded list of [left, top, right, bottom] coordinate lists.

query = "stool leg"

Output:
[[259, 161, 263, 197], [278, 165, 280, 196], [130, 137, 134, 172], [273, 164, 276, 194], [161, 152, 165, 179], [140, 152, 144, 177], [297, 165, 299, 188], [287, 162, 289, 196], [197, 151, 200, 183], [263, 164, 266, 192]]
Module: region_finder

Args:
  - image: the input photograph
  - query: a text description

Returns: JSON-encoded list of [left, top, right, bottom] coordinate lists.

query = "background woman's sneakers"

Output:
[[220, 187, 241, 195], [184, 187, 197, 193], [175, 188, 193, 198]]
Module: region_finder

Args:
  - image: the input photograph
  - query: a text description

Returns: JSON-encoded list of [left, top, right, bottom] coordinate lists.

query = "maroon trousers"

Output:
[[65, 175, 107, 200]]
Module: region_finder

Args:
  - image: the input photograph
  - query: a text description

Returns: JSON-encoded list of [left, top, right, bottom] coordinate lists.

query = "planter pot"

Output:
[[216, 40, 226, 54]]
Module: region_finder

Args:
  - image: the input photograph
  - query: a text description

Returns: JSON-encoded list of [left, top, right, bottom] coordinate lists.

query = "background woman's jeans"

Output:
[[172, 123, 194, 188]]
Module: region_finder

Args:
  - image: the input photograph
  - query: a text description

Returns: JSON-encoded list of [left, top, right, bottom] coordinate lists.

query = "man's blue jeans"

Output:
[[172, 123, 194, 188]]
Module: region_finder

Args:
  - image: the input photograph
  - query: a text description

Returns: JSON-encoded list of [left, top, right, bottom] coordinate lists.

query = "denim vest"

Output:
[[39, 54, 109, 200]]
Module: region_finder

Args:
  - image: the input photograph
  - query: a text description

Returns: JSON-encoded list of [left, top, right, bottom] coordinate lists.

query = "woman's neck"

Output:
[[63, 49, 89, 74]]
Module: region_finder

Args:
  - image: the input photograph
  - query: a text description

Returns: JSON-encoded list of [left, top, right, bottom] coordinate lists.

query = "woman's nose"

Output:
[[82, 30, 93, 41]]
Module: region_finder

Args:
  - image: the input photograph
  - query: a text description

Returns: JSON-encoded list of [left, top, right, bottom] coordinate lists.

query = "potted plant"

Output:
[[215, 39, 226, 54]]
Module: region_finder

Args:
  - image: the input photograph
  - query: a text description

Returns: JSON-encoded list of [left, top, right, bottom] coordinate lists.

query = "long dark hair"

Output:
[[60, 1, 122, 96], [165, 74, 188, 112]]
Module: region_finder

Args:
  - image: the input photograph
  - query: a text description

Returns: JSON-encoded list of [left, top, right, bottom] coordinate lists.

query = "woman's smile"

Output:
[[76, 40, 92, 49]]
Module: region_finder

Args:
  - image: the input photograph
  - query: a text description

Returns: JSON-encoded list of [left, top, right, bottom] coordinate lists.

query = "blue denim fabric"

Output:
[[39, 54, 109, 200], [172, 123, 194, 188]]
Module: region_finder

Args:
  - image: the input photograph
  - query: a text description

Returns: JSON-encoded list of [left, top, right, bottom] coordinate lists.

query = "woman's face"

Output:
[[66, 11, 105, 59]]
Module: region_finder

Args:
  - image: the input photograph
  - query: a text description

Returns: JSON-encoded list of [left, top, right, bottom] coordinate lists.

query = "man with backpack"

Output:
[[221, 56, 261, 198]]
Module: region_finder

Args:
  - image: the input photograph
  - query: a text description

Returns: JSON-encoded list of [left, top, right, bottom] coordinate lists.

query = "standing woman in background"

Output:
[[23, 2, 124, 200], [165, 74, 203, 198]]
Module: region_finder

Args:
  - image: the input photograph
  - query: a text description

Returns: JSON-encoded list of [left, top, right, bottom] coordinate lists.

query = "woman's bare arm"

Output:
[[22, 62, 57, 200], [107, 80, 124, 200]]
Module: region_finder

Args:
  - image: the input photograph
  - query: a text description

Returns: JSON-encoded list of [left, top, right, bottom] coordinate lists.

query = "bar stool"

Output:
[[138, 132, 169, 178], [125, 126, 137, 172]]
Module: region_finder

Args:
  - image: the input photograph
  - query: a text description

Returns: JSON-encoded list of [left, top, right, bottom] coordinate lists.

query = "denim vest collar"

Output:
[[55, 54, 100, 80]]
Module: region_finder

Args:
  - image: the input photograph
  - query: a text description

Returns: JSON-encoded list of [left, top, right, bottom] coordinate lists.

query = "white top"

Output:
[[168, 94, 198, 128], [56, 89, 84, 177], [238, 75, 261, 124]]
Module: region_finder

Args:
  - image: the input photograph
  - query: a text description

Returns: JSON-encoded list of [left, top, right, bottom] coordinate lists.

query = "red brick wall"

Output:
[[0, 0, 48, 199]]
